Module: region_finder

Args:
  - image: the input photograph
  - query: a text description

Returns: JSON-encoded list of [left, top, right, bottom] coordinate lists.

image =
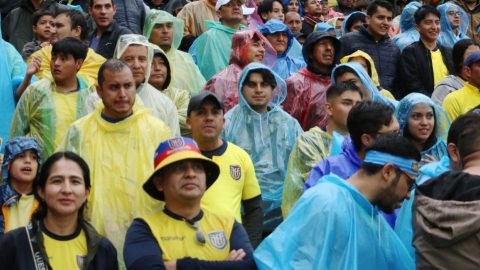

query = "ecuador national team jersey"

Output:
[[6, 194, 38, 233], [41, 221, 88, 270], [142, 208, 235, 261], [200, 141, 261, 222], [443, 82, 480, 122]]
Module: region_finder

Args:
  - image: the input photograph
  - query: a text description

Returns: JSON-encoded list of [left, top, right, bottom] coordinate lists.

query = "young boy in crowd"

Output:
[[0, 137, 42, 235], [21, 9, 54, 62]]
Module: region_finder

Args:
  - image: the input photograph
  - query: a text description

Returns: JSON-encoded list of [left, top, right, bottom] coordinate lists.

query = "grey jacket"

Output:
[[21, 38, 42, 62], [113, 0, 146, 34], [431, 75, 466, 106]]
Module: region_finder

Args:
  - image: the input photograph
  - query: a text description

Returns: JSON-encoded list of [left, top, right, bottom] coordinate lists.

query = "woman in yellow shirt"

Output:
[[0, 152, 118, 270]]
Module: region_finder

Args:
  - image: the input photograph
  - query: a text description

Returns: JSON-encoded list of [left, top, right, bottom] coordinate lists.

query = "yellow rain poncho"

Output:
[[144, 10, 206, 94], [151, 47, 191, 137], [83, 34, 180, 137], [281, 127, 332, 218], [27, 46, 106, 87], [340, 50, 396, 100], [9, 74, 95, 160], [177, 0, 219, 37], [57, 101, 173, 269]]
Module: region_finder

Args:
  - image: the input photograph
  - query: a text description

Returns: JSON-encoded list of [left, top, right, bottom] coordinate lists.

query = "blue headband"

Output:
[[364, 151, 419, 175]]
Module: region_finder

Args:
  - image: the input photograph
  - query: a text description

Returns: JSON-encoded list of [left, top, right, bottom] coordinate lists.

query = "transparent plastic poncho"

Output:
[[202, 29, 277, 112], [392, 2, 421, 52], [143, 10, 206, 94], [395, 93, 450, 162], [315, 22, 340, 38], [57, 101, 173, 269], [10, 75, 94, 160], [259, 19, 306, 80], [83, 34, 181, 137], [221, 63, 303, 229], [437, 3, 470, 48]]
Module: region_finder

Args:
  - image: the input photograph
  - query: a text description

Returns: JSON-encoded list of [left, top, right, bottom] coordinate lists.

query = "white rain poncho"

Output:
[[221, 63, 303, 229], [392, 2, 421, 52], [437, 3, 470, 47], [83, 34, 180, 137], [143, 10, 206, 94]]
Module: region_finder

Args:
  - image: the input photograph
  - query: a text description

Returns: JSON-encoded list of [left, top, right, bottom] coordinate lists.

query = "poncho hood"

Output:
[[315, 22, 339, 38], [143, 10, 184, 54], [2, 137, 42, 181], [259, 19, 294, 58], [340, 50, 380, 87], [392, 2, 421, 52], [437, 3, 470, 47], [342, 11, 366, 36], [230, 30, 276, 68], [114, 34, 154, 84], [302, 31, 340, 75], [151, 45, 173, 90], [282, 0, 303, 17]]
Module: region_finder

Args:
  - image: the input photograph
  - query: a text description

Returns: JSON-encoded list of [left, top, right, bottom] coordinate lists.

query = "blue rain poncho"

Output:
[[394, 156, 450, 260], [342, 11, 366, 36], [221, 63, 303, 229], [259, 19, 306, 80], [392, 2, 421, 52], [254, 173, 416, 270], [195, 21, 248, 80], [437, 3, 470, 48], [395, 93, 450, 162], [282, 0, 303, 16], [0, 22, 38, 153], [143, 10, 206, 94], [315, 22, 340, 38]]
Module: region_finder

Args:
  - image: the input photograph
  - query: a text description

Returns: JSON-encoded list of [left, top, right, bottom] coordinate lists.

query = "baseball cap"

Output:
[[187, 91, 224, 117], [464, 50, 480, 67], [242, 4, 255, 15], [216, 0, 246, 11], [143, 137, 220, 201]]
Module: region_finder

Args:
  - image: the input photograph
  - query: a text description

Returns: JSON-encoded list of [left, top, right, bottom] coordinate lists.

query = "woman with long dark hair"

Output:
[[0, 152, 118, 270]]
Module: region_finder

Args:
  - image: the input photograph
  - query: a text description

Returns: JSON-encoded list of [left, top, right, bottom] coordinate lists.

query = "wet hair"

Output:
[[402, 104, 437, 151], [354, 0, 371, 11], [258, 0, 286, 23], [33, 152, 91, 220], [245, 69, 278, 89], [56, 9, 88, 41], [32, 9, 54, 26], [360, 134, 421, 175], [333, 65, 360, 81], [51, 37, 88, 62], [458, 127, 480, 161], [90, 0, 114, 8], [366, 0, 394, 17], [98, 59, 134, 88], [448, 113, 480, 146], [452, 39, 480, 75], [414, 5, 441, 25], [326, 81, 363, 101], [347, 101, 395, 150], [345, 13, 366, 33]]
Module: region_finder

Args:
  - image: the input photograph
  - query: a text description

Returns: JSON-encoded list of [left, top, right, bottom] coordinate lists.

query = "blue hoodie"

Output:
[[259, 19, 306, 80]]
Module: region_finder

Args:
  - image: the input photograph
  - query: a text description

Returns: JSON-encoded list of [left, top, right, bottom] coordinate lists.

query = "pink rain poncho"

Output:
[[201, 30, 276, 112]]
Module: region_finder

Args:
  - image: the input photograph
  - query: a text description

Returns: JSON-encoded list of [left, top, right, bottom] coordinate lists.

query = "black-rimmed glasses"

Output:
[[183, 218, 206, 246], [394, 165, 417, 192]]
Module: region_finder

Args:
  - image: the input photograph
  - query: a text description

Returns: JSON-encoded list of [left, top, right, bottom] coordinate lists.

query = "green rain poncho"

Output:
[[143, 10, 206, 94], [151, 47, 191, 137], [195, 21, 248, 80], [83, 34, 180, 137], [10, 74, 94, 160]]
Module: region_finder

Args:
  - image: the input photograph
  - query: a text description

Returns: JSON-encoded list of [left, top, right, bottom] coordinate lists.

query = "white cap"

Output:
[[215, 0, 247, 11], [242, 4, 255, 15]]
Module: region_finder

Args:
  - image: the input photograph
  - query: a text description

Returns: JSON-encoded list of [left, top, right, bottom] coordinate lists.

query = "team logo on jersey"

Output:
[[168, 137, 185, 149], [77, 255, 86, 270], [230, 165, 241, 180], [208, 230, 227, 250]]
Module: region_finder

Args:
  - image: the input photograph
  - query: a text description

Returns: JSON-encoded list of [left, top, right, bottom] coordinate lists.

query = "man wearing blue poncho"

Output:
[[437, 3, 470, 47], [221, 62, 303, 230], [254, 134, 419, 270], [259, 19, 306, 80], [393, 2, 422, 52]]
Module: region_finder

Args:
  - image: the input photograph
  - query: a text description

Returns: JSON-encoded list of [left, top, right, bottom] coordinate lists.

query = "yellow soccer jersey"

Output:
[[42, 222, 88, 270], [142, 209, 235, 261], [6, 194, 38, 233], [52, 91, 79, 149], [443, 82, 480, 122], [200, 142, 261, 222], [431, 49, 449, 88]]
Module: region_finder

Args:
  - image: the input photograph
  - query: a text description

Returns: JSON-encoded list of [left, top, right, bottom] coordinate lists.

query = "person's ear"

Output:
[[186, 117, 192, 130], [261, 12, 268, 21], [360, 133, 375, 148], [381, 163, 396, 184], [447, 142, 461, 164], [153, 176, 164, 192], [325, 102, 333, 116], [365, 15, 371, 25], [464, 66, 472, 79], [96, 85, 103, 99], [37, 186, 45, 201], [32, 25, 37, 33], [85, 187, 91, 201], [88, 7, 93, 16], [216, 10, 222, 19], [414, 24, 420, 32], [76, 59, 84, 71], [112, 5, 117, 14]]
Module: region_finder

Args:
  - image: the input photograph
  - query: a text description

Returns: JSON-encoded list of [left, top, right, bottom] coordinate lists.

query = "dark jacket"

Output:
[[400, 41, 455, 97], [21, 38, 43, 62], [145, 0, 175, 14], [0, 0, 21, 21], [0, 180, 38, 235], [2, 0, 96, 53], [0, 218, 119, 270], [332, 3, 353, 16], [113, 0, 146, 34], [301, 20, 316, 37], [87, 20, 133, 59], [413, 171, 480, 269], [339, 23, 401, 98]]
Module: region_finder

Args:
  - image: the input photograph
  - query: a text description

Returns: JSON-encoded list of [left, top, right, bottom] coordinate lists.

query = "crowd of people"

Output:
[[1, 0, 480, 269]]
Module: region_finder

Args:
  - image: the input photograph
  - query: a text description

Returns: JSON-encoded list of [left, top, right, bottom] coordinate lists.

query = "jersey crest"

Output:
[[76, 255, 86, 270], [168, 137, 185, 148], [230, 165, 241, 180], [208, 230, 227, 250]]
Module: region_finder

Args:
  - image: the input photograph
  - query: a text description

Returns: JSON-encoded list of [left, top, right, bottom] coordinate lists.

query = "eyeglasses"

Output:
[[394, 165, 417, 192], [447, 11, 461, 16], [184, 218, 206, 246]]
